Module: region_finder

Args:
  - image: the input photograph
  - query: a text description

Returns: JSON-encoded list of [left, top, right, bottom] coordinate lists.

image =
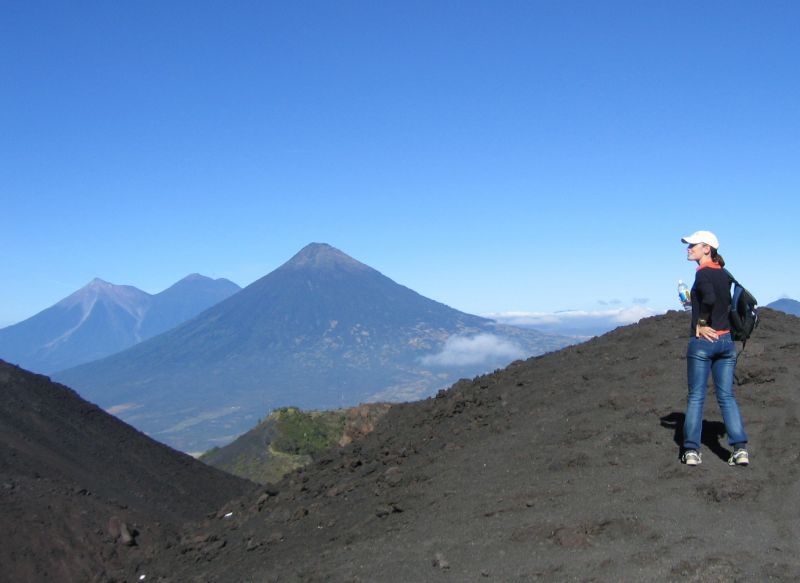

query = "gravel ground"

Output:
[[124, 309, 800, 582], [0, 361, 255, 582], [5, 309, 800, 582]]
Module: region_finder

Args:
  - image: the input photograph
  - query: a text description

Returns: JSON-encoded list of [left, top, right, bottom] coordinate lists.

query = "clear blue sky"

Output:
[[2, 1, 799, 328]]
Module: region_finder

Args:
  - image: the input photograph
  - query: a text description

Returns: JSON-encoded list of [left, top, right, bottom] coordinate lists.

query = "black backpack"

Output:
[[724, 269, 759, 346]]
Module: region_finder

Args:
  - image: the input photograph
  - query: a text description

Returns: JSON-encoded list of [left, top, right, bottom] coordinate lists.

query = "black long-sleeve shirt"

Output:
[[690, 263, 733, 335]]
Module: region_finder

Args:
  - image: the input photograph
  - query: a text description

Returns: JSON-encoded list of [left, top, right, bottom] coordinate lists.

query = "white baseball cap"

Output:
[[681, 230, 719, 249]]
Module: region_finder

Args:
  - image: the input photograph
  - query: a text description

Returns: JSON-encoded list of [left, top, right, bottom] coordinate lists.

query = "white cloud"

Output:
[[106, 402, 142, 415], [421, 333, 526, 367], [484, 306, 659, 337], [597, 299, 622, 306]]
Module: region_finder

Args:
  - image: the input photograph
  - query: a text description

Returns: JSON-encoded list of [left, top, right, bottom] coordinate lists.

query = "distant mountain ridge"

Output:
[[0, 274, 241, 373], [767, 297, 800, 317], [56, 243, 575, 453]]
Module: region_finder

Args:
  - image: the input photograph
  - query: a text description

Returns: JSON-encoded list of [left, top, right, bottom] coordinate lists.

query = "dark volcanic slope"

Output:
[[122, 309, 800, 582], [0, 361, 255, 582]]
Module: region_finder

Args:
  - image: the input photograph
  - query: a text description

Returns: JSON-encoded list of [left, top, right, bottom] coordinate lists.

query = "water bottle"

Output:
[[677, 280, 691, 311]]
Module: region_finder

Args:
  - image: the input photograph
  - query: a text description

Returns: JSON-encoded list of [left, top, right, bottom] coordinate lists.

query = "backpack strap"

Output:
[[722, 268, 739, 286]]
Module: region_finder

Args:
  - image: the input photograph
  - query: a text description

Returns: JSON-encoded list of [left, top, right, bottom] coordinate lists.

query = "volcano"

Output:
[[55, 243, 572, 452], [767, 297, 800, 317], [0, 274, 240, 374]]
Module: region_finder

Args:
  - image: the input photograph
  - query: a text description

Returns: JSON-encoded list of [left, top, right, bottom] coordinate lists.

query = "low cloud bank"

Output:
[[422, 333, 526, 367], [486, 306, 659, 337]]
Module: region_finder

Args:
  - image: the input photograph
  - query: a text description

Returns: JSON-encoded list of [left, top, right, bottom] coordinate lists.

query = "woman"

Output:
[[680, 230, 749, 467]]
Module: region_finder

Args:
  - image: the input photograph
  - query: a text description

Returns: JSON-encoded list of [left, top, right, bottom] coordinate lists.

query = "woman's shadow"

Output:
[[659, 412, 731, 461]]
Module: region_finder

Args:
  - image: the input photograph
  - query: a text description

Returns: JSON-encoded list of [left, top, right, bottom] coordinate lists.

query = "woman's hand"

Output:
[[696, 325, 719, 341]]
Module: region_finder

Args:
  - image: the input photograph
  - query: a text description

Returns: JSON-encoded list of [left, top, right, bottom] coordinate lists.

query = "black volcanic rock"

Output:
[[0, 360, 254, 582], [55, 243, 573, 452], [0, 275, 240, 374], [767, 297, 800, 317], [115, 309, 800, 581]]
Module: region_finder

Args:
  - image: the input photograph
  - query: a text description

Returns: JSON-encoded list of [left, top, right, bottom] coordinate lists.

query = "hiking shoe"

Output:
[[728, 449, 749, 466], [682, 450, 702, 466]]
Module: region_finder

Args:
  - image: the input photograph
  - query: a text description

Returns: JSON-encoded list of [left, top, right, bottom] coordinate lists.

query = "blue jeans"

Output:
[[684, 335, 747, 451]]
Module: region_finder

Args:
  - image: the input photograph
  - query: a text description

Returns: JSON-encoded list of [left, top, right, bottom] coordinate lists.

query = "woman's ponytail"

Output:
[[711, 248, 725, 267]]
